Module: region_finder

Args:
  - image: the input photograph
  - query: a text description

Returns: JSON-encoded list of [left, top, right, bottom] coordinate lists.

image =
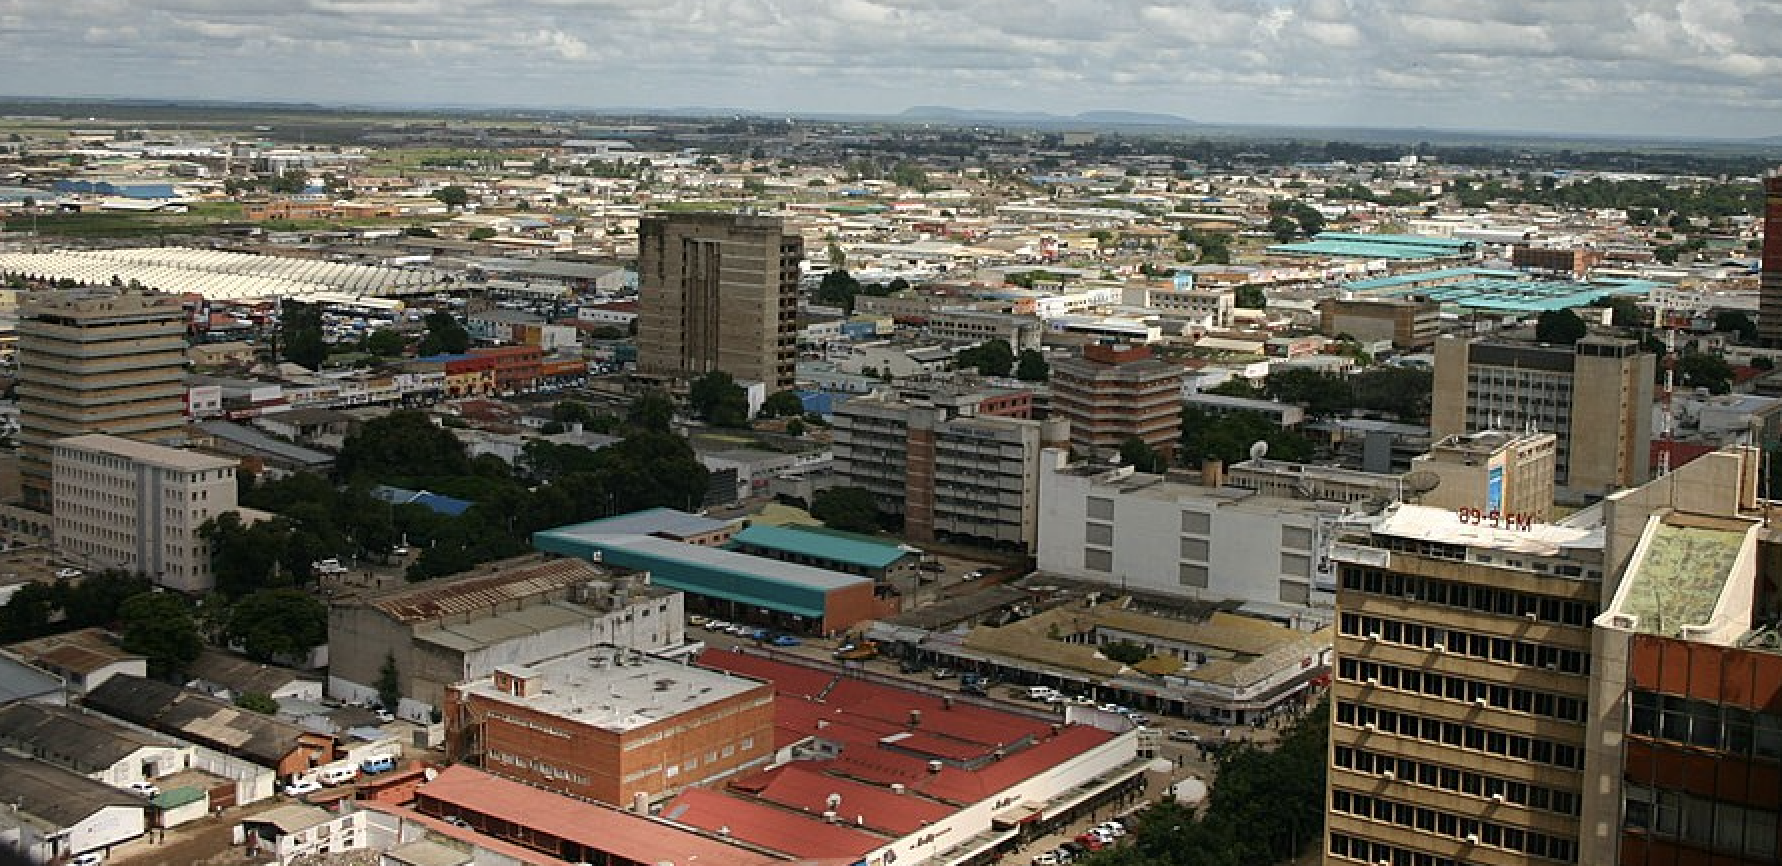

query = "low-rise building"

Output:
[[83, 674, 338, 779], [0, 702, 193, 792], [1412, 430, 1559, 522], [0, 752, 147, 865], [327, 555, 683, 719], [447, 646, 775, 807], [4, 627, 146, 695]]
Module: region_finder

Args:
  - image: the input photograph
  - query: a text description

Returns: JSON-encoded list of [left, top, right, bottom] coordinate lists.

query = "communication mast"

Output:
[[1657, 299, 1677, 477]]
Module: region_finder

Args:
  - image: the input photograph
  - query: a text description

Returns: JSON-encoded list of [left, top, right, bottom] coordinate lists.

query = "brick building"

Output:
[[447, 646, 774, 807], [1049, 342, 1184, 461]]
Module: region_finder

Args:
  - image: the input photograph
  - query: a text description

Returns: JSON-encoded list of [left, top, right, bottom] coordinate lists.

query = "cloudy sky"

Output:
[[3, 0, 1779, 139]]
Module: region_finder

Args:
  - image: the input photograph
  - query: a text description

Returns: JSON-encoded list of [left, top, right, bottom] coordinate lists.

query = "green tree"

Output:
[[226, 589, 328, 662], [1267, 215, 1299, 243], [1535, 309, 1588, 345], [337, 410, 472, 480], [1676, 351, 1734, 395], [280, 300, 325, 371], [786, 418, 807, 437], [201, 511, 293, 597], [955, 339, 1016, 377], [1715, 310, 1759, 344], [1101, 640, 1150, 665], [759, 390, 806, 419], [235, 692, 281, 715], [1180, 408, 1314, 467], [432, 185, 469, 209], [0, 582, 59, 642], [626, 390, 675, 434], [688, 371, 750, 427], [119, 592, 202, 678], [1264, 368, 1349, 418], [1119, 436, 1169, 473], [1234, 285, 1266, 309], [363, 328, 408, 357], [1015, 349, 1050, 382], [416, 311, 469, 356], [552, 400, 597, 426], [816, 269, 865, 312], [376, 652, 401, 713], [467, 227, 497, 241], [811, 487, 881, 534]]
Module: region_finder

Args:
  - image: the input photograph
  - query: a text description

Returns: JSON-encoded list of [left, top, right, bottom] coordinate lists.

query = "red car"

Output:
[[1074, 834, 1106, 851]]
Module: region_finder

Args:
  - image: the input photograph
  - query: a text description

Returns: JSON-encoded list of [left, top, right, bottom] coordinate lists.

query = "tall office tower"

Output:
[[1757, 171, 1782, 346], [1432, 335, 1654, 503], [1049, 342, 1185, 462], [636, 212, 804, 391], [1325, 504, 1603, 866], [16, 289, 188, 511]]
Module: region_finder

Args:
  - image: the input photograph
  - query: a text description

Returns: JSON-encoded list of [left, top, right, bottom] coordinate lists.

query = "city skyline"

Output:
[[2, 0, 1780, 140]]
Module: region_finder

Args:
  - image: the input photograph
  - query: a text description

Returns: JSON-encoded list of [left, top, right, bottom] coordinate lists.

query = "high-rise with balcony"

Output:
[[636, 212, 803, 391], [1325, 504, 1603, 866], [16, 289, 188, 511], [1049, 342, 1184, 462]]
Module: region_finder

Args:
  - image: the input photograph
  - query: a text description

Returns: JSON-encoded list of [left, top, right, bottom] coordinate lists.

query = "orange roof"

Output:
[[416, 766, 775, 866], [662, 786, 886, 860]]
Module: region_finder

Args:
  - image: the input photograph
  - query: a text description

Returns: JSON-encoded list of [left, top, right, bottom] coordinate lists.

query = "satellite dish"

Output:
[[1402, 470, 1442, 502], [1249, 441, 1269, 461]]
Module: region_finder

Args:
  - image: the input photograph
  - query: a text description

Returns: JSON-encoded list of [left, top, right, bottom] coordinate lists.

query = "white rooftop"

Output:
[[459, 647, 764, 733], [1372, 503, 1602, 556]]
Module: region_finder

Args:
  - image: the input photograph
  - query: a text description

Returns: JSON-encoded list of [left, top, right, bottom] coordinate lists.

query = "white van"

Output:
[[319, 765, 358, 786], [1028, 686, 1060, 701]]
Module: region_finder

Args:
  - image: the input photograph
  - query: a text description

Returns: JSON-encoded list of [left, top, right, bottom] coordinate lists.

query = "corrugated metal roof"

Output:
[[369, 557, 602, 624], [730, 524, 909, 569]]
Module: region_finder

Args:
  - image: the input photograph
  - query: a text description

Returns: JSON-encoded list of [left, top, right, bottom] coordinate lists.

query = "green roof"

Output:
[[1268, 231, 1476, 261], [1619, 521, 1747, 636], [729, 524, 910, 569], [152, 786, 206, 809], [1344, 268, 1659, 313]]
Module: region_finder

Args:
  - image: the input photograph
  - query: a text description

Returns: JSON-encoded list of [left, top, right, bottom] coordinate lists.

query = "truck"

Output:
[[833, 640, 879, 661]]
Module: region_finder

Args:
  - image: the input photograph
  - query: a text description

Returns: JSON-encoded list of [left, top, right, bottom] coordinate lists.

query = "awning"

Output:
[[991, 802, 1044, 830]]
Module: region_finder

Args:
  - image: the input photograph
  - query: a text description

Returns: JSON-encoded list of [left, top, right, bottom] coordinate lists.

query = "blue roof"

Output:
[[553, 506, 735, 539], [370, 485, 474, 517], [1269, 231, 1476, 261], [729, 524, 910, 570], [1343, 268, 1659, 314], [412, 353, 479, 363]]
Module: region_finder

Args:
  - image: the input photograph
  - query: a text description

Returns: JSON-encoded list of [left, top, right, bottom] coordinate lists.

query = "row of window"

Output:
[[1628, 689, 1782, 761], [1334, 745, 1580, 817], [1330, 790, 1578, 863], [1340, 566, 1599, 626], [1337, 657, 1585, 723], [1339, 612, 1593, 675], [1625, 783, 1778, 860], [1335, 701, 1585, 771]]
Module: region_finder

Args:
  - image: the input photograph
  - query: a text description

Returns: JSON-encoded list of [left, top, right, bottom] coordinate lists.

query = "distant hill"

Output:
[[898, 105, 1195, 127]]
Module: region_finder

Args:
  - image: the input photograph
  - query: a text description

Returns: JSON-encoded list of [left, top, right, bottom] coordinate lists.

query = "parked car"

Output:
[[361, 755, 397, 775], [284, 778, 322, 797], [1031, 853, 1060, 866], [1075, 833, 1106, 850], [1168, 729, 1200, 743], [770, 634, 801, 647], [918, 560, 945, 572], [704, 620, 730, 632], [55, 567, 83, 579], [128, 781, 159, 798], [961, 569, 985, 581], [71, 853, 104, 866], [900, 658, 928, 674], [930, 668, 954, 680], [687, 615, 709, 628]]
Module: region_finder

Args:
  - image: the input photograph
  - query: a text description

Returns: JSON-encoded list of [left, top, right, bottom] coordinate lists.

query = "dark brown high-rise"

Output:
[[1757, 172, 1782, 346], [636, 212, 803, 391]]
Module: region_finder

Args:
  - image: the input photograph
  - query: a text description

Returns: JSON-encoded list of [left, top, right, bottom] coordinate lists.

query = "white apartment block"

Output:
[[1037, 454, 1349, 613], [53, 433, 239, 592]]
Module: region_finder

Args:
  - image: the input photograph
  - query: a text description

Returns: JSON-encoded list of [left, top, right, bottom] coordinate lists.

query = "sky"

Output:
[[2, 0, 1780, 139]]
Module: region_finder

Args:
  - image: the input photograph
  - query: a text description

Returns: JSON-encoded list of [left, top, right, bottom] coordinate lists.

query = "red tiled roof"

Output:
[[355, 802, 561, 866], [415, 766, 775, 866], [662, 786, 886, 860]]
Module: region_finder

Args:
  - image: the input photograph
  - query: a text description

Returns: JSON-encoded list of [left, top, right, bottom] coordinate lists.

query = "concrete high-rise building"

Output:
[[52, 434, 238, 592], [1050, 342, 1184, 461], [17, 289, 188, 511], [1756, 171, 1782, 346], [1433, 335, 1653, 502], [636, 212, 803, 391], [832, 388, 1068, 550], [1413, 430, 1559, 523], [1325, 504, 1604, 866], [1318, 295, 1442, 350]]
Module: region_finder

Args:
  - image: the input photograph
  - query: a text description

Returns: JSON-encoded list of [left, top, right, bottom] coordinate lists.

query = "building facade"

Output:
[[1324, 505, 1604, 866], [1049, 342, 1185, 461], [1432, 336, 1654, 501], [832, 389, 1068, 550], [447, 647, 775, 807], [17, 289, 188, 510], [1037, 456, 1345, 609], [52, 434, 239, 591], [1757, 171, 1782, 347], [636, 212, 804, 390], [1319, 296, 1442, 349], [1413, 430, 1559, 524]]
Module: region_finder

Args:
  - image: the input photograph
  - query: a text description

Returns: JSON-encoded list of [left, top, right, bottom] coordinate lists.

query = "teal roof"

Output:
[[730, 524, 910, 569], [152, 787, 206, 809], [1269, 231, 1476, 261], [1345, 269, 1659, 314]]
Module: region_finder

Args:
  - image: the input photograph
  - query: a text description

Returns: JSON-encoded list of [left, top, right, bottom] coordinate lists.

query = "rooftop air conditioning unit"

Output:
[[1367, 632, 1382, 641], [1466, 833, 1480, 845], [1491, 793, 1505, 804], [1431, 643, 1446, 653], [1476, 697, 1489, 707], [1382, 770, 1395, 780], [1525, 611, 1539, 620], [1366, 677, 1380, 686], [1364, 722, 1377, 732]]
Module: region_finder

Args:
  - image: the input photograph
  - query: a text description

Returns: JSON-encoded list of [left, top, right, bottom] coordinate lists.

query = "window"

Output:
[[1179, 563, 1208, 588], [1087, 497, 1114, 521], [1085, 548, 1113, 572], [1180, 537, 1208, 561], [1181, 510, 1210, 534], [1086, 522, 1114, 546]]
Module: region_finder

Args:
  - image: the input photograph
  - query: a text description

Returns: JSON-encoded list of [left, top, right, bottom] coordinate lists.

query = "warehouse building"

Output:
[[534, 518, 882, 636]]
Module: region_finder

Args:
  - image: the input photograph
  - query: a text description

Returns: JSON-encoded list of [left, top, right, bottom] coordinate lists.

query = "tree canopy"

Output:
[[688, 371, 750, 427], [226, 589, 328, 663], [337, 410, 472, 480], [119, 592, 202, 678], [811, 487, 882, 534], [955, 339, 1016, 377], [1180, 408, 1315, 467], [431, 185, 469, 208], [1015, 349, 1050, 382], [759, 390, 806, 419], [280, 300, 325, 371], [1535, 309, 1588, 345], [416, 311, 470, 356]]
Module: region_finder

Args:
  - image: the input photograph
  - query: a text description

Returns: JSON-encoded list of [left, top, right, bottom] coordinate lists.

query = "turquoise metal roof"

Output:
[[1351, 273, 1658, 314], [1314, 232, 1474, 251], [1343, 267, 1520, 291], [729, 524, 909, 570], [1269, 231, 1476, 261]]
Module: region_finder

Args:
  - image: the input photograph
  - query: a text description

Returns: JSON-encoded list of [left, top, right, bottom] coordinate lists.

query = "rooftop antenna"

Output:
[[1657, 299, 1677, 477]]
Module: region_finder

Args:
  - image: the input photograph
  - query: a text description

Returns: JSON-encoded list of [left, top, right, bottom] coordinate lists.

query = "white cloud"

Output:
[[0, 0, 1778, 137]]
